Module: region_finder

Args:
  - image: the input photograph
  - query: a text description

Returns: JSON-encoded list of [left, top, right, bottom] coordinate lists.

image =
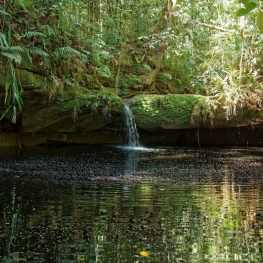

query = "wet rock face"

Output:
[[21, 90, 123, 133], [0, 67, 125, 146]]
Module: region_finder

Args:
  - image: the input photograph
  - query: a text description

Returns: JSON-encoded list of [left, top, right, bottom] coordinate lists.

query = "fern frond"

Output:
[[41, 25, 55, 36], [27, 47, 49, 57], [1, 49, 22, 64], [9, 46, 25, 53], [0, 33, 9, 48], [158, 71, 172, 80], [55, 46, 81, 57], [82, 50, 91, 56], [98, 65, 112, 78], [24, 31, 46, 38]]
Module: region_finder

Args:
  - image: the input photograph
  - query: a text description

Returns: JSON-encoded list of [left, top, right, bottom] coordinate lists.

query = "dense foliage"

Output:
[[1, 0, 263, 121]]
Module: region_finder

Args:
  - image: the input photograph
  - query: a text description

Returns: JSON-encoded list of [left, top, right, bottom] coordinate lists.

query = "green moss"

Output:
[[131, 94, 208, 129], [16, 69, 48, 90], [57, 86, 122, 114]]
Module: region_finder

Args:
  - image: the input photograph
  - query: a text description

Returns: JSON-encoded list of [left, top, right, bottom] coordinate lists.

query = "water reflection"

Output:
[[0, 146, 263, 262]]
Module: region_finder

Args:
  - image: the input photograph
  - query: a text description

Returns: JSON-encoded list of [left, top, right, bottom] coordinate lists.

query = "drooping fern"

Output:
[[26, 46, 49, 57], [0, 33, 9, 48], [0, 32, 24, 123], [1, 47, 23, 64], [41, 25, 55, 36], [54, 46, 79, 56], [3, 61, 23, 124], [54, 46, 87, 61], [0, 29, 51, 123]]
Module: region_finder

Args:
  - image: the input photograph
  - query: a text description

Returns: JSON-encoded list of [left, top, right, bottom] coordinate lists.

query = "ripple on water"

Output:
[[1, 146, 263, 262]]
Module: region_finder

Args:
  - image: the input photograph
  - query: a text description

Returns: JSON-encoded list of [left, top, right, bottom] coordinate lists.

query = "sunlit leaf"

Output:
[[256, 11, 263, 33], [236, 1, 257, 17], [139, 251, 149, 257]]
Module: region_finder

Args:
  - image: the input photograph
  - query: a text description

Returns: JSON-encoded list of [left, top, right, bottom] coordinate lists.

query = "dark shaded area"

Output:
[[139, 126, 263, 147]]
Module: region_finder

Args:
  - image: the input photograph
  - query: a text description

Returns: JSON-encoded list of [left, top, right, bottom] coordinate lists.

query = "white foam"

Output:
[[116, 145, 164, 152]]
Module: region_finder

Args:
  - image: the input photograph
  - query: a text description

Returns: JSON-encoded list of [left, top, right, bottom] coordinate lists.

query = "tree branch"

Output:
[[198, 22, 235, 33]]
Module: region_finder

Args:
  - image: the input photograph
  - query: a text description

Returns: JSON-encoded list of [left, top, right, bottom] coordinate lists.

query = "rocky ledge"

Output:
[[1, 69, 263, 147]]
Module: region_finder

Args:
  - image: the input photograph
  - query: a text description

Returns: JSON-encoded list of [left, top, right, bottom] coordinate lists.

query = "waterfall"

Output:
[[123, 102, 140, 147]]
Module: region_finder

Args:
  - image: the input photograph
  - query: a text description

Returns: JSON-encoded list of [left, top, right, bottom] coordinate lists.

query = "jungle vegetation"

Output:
[[1, 0, 263, 121]]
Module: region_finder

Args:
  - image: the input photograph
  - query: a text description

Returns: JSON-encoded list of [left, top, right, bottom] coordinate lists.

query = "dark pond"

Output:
[[1, 145, 263, 262]]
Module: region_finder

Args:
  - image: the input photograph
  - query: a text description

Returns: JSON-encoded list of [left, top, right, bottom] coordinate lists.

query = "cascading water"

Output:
[[123, 102, 140, 147]]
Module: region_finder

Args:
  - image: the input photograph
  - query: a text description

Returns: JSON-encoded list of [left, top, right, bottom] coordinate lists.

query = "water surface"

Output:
[[0, 145, 263, 262]]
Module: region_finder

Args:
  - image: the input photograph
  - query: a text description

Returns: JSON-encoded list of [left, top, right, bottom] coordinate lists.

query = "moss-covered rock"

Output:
[[0, 62, 124, 145], [130, 94, 263, 130], [21, 87, 123, 133], [130, 94, 206, 130]]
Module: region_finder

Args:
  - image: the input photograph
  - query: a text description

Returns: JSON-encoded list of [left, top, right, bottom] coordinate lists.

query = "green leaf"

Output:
[[15, 0, 33, 8], [256, 11, 263, 33], [238, 0, 250, 4], [236, 1, 257, 17], [0, 9, 11, 17], [0, 106, 11, 121]]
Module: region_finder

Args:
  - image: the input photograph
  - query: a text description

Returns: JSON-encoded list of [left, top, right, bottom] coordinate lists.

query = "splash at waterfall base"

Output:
[[1, 92, 263, 147]]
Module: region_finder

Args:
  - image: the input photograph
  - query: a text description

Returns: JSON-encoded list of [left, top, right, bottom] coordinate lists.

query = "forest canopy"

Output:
[[1, 0, 263, 122]]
